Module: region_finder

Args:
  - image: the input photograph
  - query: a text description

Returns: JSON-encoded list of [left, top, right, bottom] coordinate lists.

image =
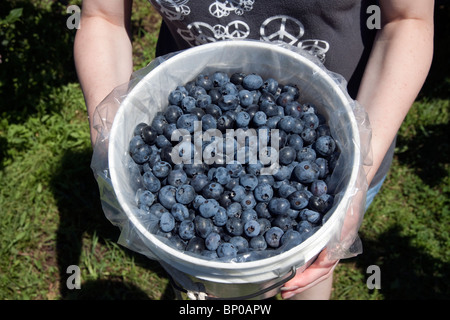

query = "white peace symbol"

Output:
[[260, 15, 305, 45], [225, 20, 250, 39]]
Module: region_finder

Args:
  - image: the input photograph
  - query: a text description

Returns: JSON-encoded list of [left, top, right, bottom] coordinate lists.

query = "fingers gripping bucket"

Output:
[[108, 41, 361, 299]]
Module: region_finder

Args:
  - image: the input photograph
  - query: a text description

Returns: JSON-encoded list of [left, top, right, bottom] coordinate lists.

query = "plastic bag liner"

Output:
[[90, 40, 372, 298]]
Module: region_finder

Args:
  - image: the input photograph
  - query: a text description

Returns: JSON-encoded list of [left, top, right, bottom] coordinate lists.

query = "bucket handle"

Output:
[[170, 266, 297, 300]]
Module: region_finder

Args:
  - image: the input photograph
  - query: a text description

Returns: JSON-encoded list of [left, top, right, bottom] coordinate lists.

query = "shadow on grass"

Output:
[[347, 225, 450, 299], [0, 1, 79, 120], [50, 148, 175, 300], [396, 123, 449, 187]]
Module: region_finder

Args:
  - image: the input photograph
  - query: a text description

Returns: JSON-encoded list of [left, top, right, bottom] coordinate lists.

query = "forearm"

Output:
[[74, 13, 133, 145], [356, 15, 434, 184]]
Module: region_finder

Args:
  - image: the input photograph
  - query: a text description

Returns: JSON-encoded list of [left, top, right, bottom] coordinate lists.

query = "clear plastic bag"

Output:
[[90, 40, 372, 282]]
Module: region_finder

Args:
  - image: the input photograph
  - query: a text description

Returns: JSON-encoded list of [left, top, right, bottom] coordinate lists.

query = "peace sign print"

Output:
[[260, 15, 305, 46]]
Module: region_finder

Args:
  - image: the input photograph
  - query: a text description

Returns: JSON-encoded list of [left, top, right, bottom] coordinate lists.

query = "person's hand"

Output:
[[280, 185, 368, 299], [280, 248, 339, 299]]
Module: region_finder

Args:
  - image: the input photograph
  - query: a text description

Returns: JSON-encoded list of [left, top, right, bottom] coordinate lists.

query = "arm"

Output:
[[74, 0, 133, 145], [281, 0, 434, 299], [357, 0, 434, 185]]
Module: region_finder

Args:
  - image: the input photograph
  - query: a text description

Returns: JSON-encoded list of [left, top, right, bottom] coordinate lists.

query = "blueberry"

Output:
[[167, 169, 188, 187], [229, 236, 249, 253], [133, 122, 148, 137], [168, 89, 185, 106], [268, 197, 290, 215], [230, 72, 246, 85], [212, 71, 230, 87], [301, 127, 317, 145], [205, 232, 221, 251], [202, 182, 224, 200], [201, 114, 217, 131], [151, 114, 169, 135], [226, 217, 244, 236], [310, 180, 328, 196], [212, 206, 228, 227], [129, 134, 145, 152], [195, 74, 213, 91], [226, 202, 243, 218], [284, 101, 303, 118], [190, 107, 206, 120], [287, 134, 304, 151], [279, 146, 296, 165], [216, 114, 234, 132], [276, 92, 296, 108], [176, 113, 198, 133], [242, 74, 263, 90], [294, 161, 320, 184], [220, 82, 239, 96], [194, 215, 214, 238], [231, 185, 246, 202], [149, 203, 168, 218], [297, 147, 316, 162], [265, 227, 284, 248], [277, 116, 296, 133], [205, 103, 222, 119], [158, 185, 177, 209], [273, 215, 293, 232], [199, 199, 220, 218], [171, 202, 190, 221], [138, 190, 156, 210], [142, 171, 161, 193], [288, 190, 311, 210], [240, 174, 258, 191], [250, 235, 267, 251], [236, 111, 251, 128], [280, 229, 303, 248], [315, 158, 329, 179], [261, 78, 279, 95], [244, 219, 261, 237], [176, 184, 196, 204], [152, 160, 171, 179], [186, 236, 205, 254], [160, 211, 175, 232], [130, 144, 152, 164], [189, 85, 207, 99], [255, 202, 271, 219], [155, 134, 172, 149], [253, 183, 274, 202], [299, 209, 321, 224], [314, 135, 336, 157], [296, 220, 313, 233], [212, 166, 231, 185], [226, 161, 244, 178], [308, 194, 334, 213], [238, 89, 254, 107], [217, 243, 237, 258], [316, 124, 331, 137], [164, 105, 184, 124], [240, 192, 256, 210], [302, 113, 319, 130], [179, 220, 195, 240], [278, 183, 297, 198]]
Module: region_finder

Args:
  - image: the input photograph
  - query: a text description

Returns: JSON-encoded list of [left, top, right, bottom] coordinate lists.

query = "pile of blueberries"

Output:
[[128, 71, 339, 261]]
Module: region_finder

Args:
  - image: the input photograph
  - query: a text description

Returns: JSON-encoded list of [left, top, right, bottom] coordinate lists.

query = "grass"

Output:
[[0, 0, 449, 300]]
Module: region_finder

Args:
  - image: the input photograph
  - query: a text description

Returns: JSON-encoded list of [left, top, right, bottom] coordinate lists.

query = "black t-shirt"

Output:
[[149, 0, 393, 187]]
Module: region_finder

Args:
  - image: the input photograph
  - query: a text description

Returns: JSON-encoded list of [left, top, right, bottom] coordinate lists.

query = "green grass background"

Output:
[[0, 0, 448, 300]]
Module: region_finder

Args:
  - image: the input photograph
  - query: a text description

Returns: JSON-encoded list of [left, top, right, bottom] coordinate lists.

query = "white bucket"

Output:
[[108, 41, 361, 299]]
